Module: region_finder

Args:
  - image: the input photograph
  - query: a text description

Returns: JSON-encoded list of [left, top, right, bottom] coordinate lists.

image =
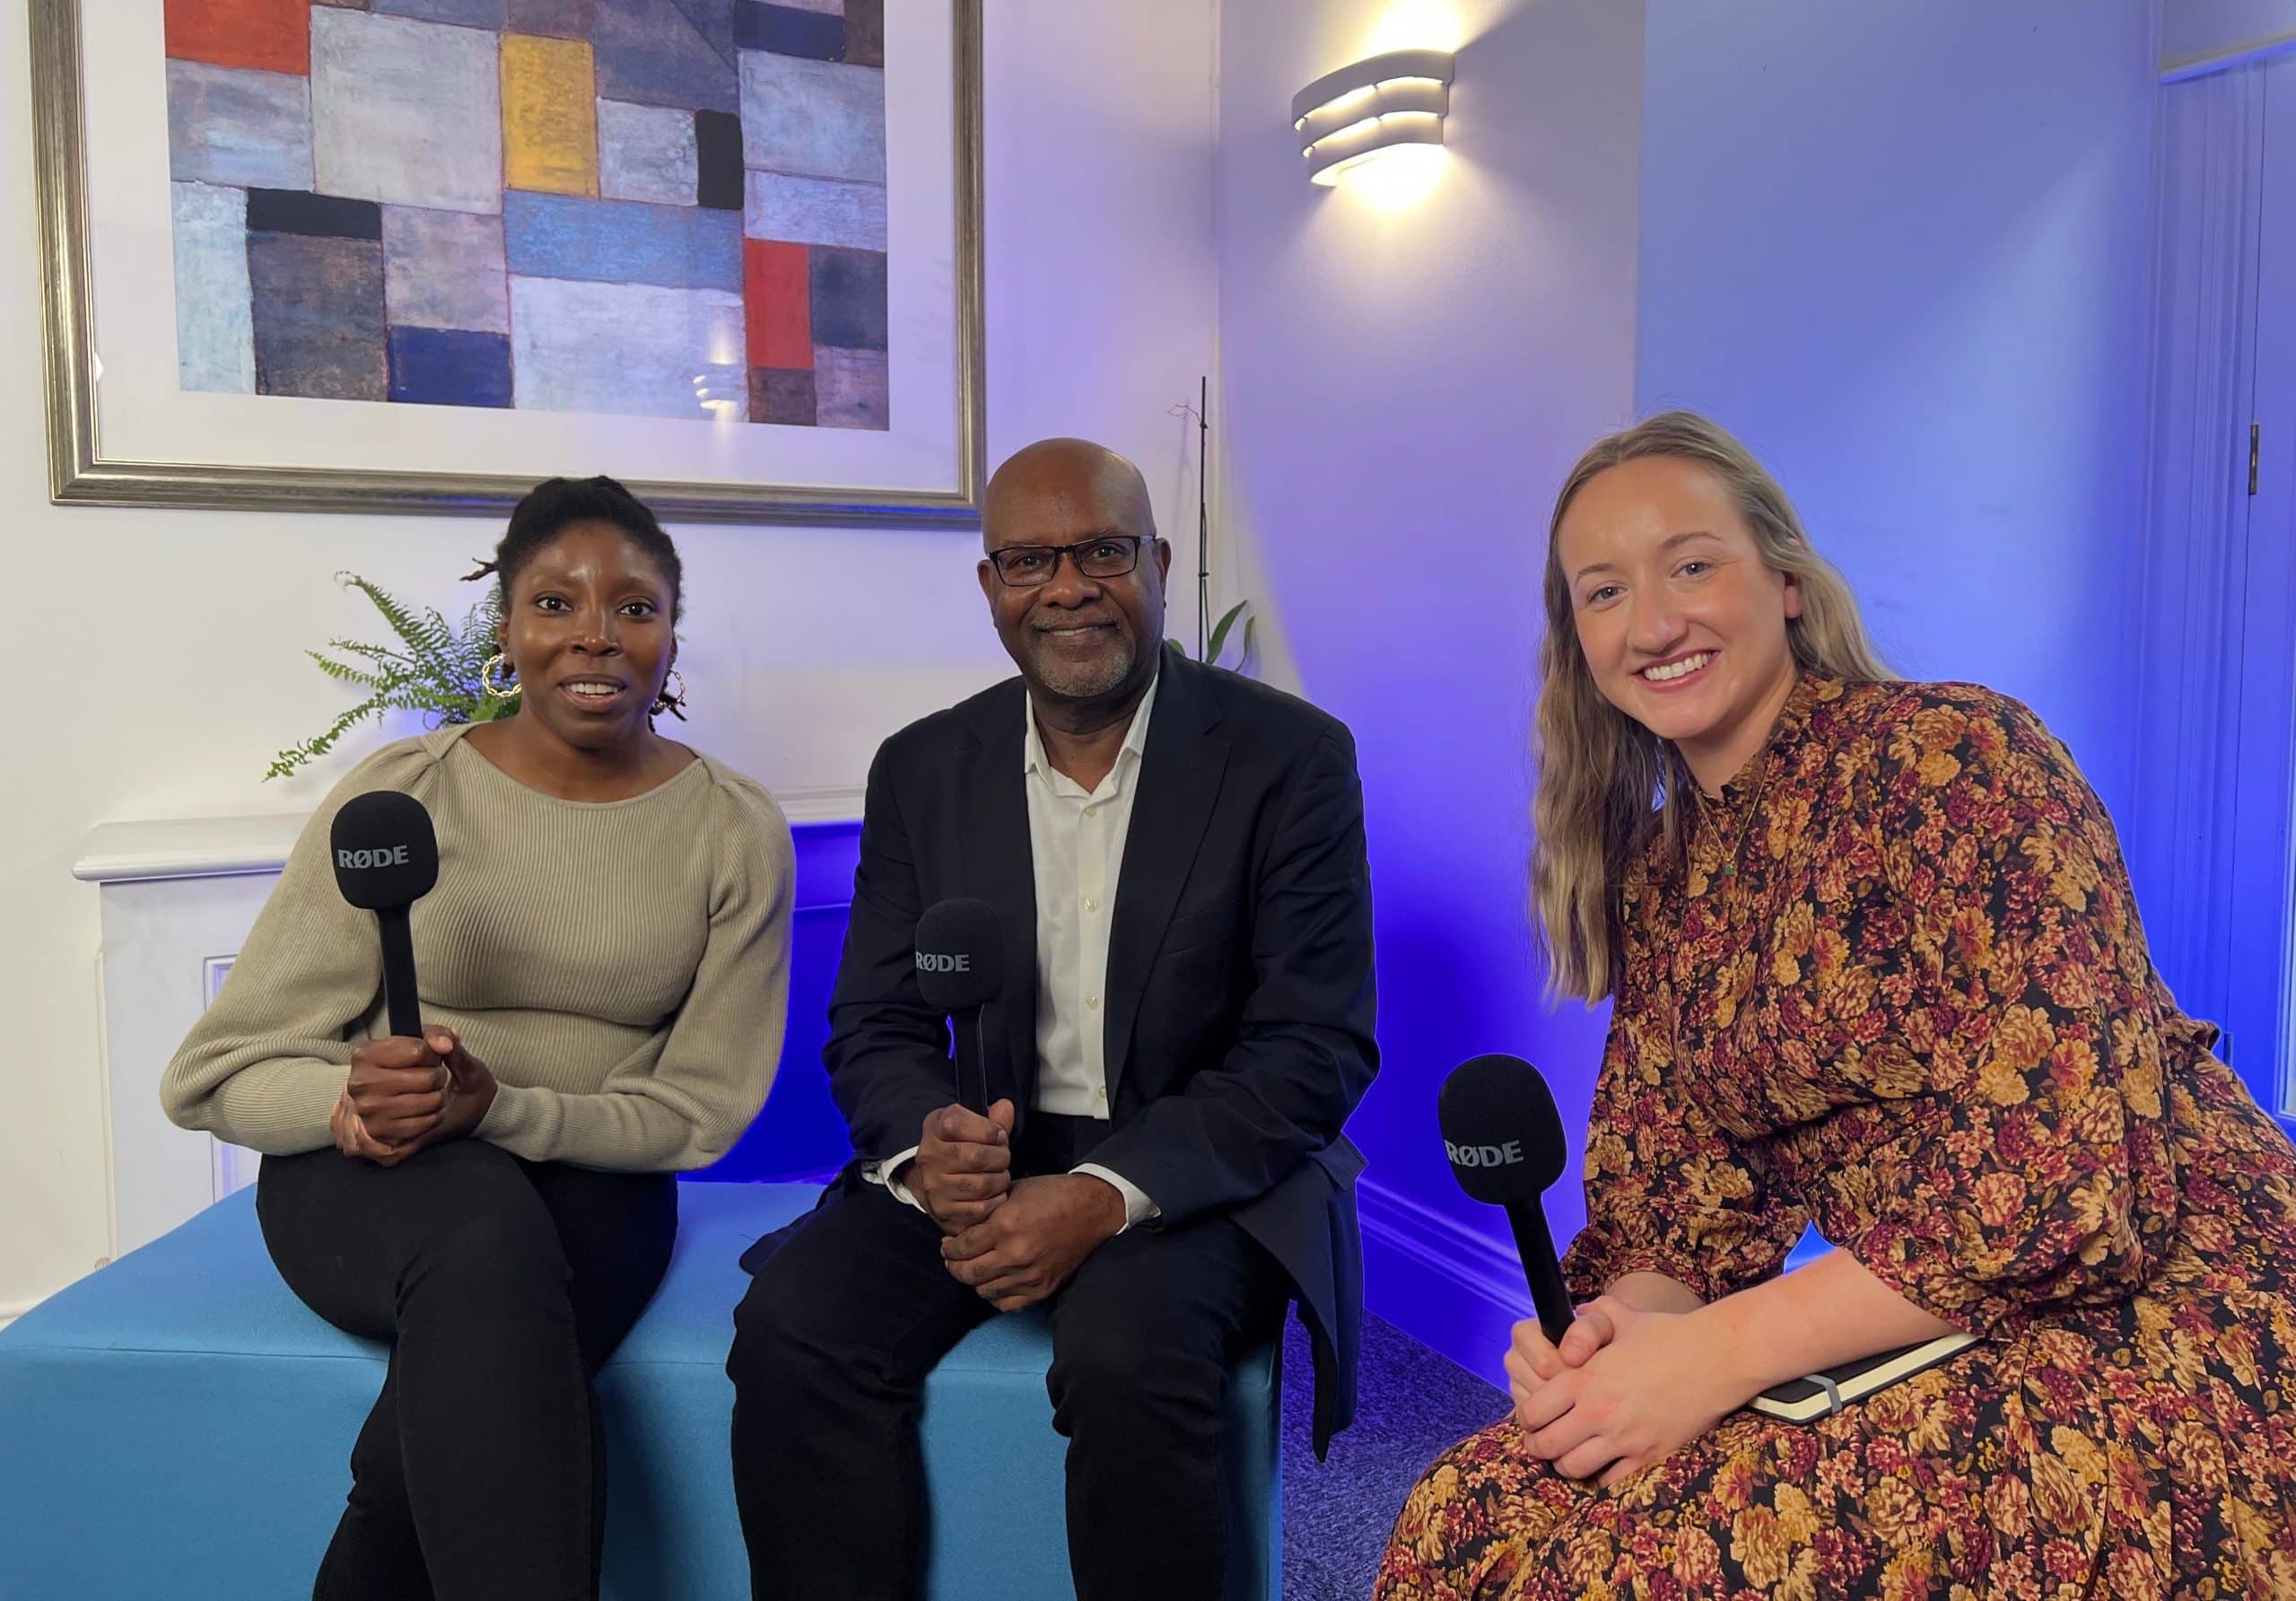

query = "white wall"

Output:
[[1217, 0, 1646, 1371], [1637, 0, 2161, 827], [0, 0, 1218, 1319]]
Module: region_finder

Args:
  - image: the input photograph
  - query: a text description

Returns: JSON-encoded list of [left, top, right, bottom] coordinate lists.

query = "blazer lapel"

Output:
[[1104, 648, 1228, 1093], [956, 687, 1039, 1115]]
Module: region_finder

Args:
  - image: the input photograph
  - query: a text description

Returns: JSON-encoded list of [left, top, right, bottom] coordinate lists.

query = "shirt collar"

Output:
[[1689, 669, 1835, 818], [1023, 661, 1163, 783]]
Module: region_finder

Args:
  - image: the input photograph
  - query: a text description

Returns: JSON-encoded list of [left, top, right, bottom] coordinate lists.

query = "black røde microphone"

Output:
[[914, 897, 1003, 1113], [1439, 1053, 1575, 1344], [330, 791, 440, 1040]]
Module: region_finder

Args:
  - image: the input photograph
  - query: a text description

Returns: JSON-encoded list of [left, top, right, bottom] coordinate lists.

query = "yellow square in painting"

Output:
[[502, 33, 598, 197]]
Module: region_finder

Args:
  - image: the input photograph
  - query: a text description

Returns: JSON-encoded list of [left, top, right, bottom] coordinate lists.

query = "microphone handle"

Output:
[[377, 905, 422, 1040], [971, 1007, 990, 1114], [952, 1004, 988, 1114], [1506, 1199, 1576, 1345]]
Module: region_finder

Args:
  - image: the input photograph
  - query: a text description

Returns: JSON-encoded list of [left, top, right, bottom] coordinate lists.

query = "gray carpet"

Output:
[[1279, 1313, 1508, 1601]]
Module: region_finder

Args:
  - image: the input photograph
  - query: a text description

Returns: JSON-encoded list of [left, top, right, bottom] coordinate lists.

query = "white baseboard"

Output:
[[1356, 1177, 1531, 1320]]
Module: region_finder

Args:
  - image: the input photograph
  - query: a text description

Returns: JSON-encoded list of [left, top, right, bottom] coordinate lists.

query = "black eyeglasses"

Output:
[[987, 535, 1148, 588]]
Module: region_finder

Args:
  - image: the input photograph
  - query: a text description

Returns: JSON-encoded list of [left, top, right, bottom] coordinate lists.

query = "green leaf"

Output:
[[320, 641, 416, 678], [266, 700, 386, 781], [343, 576, 418, 645], [1207, 599, 1249, 665]]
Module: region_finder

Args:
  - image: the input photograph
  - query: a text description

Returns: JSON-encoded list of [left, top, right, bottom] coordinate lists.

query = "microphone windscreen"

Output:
[[914, 897, 1003, 1011], [1438, 1053, 1568, 1203], [330, 792, 441, 911]]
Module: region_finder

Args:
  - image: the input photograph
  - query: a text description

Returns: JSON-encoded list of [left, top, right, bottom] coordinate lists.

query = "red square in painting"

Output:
[[746, 240, 813, 372], [166, 0, 310, 76]]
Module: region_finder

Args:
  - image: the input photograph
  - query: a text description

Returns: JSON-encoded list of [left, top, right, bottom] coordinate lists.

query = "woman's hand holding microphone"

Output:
[[333, 1027, 498, 1166], [1506, 1273, 1742, 1489]]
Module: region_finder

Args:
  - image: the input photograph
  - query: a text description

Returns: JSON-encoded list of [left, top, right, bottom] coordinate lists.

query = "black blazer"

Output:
[[821, 643, 1378, 1455]]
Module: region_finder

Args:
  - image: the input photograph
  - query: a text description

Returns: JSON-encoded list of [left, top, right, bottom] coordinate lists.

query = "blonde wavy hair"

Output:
[[1532, 412, 1892, 1002]]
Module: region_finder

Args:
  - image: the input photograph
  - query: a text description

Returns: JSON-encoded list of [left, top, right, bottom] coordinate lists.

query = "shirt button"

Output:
[[1084, 805, 1100, 818], [1087, 994, 1100, 1010], [1084, 896, 1100, 913], [1095, 1086, 1108, 1103]]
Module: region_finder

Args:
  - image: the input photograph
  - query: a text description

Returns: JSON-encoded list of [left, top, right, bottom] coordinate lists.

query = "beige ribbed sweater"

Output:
[[162, 725, 794, 1171]]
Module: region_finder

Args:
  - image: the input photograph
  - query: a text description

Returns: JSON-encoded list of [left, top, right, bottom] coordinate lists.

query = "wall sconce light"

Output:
[[1291, 48, 1455, 186]]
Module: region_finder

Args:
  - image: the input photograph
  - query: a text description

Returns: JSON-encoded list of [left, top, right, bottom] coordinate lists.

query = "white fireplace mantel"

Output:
[[75, 813, 313, 887], [74, 783, 863, 888]]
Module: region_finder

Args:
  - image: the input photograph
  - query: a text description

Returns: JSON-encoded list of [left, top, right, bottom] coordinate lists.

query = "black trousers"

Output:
[[258, 1141, 677, 1601], [726, 1114, 1288, 1601]]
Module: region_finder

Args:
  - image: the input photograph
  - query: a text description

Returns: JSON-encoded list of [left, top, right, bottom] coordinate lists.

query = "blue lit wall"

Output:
[[1217, 0, 1647, 1381], [694, 819, 860, 1185], [1637, 0, 2160, 830], [1218, 0, 2167, 1382]]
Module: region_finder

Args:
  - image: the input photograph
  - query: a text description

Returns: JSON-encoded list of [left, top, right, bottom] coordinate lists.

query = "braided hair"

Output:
[[465, 477, 688, 720]]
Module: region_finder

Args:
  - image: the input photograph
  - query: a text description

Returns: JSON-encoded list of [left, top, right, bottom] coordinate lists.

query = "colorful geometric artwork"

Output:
[[163, 0, 891, 428]]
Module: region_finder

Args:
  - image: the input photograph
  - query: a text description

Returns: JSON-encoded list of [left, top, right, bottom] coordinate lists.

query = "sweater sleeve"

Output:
[[1822, 691, 2180, 1338], [1561, 915, 1809, 1306], [474, 776, 795, 1171], [159, 740, 440, 1154]]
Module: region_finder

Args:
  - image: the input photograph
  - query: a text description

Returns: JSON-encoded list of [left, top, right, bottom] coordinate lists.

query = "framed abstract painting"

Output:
[[29, 0, 983, 526]]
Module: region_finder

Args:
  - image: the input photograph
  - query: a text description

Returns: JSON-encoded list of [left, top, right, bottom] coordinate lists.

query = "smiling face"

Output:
[[495, 521, 677, 755], [1556, 455, 1803, 789], [976, 439, 1170, 708]]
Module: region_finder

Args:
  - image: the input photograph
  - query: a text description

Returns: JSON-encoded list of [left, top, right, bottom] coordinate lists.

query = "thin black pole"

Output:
[[1196, 374, 1210, 659]]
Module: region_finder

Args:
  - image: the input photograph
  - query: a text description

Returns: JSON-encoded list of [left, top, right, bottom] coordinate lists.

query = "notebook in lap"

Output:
[[1747, 1332, 1977, 1422]]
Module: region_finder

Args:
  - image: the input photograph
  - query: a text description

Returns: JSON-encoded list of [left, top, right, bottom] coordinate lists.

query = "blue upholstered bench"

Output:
[[0, 1182, 1280, 1599]]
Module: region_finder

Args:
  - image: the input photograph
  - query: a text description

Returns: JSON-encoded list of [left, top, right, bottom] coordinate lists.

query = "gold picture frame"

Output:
[[28, 0, 985, 528]]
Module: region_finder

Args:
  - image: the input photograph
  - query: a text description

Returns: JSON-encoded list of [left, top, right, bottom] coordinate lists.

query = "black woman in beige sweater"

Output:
[[162, 477, 793, 1601]]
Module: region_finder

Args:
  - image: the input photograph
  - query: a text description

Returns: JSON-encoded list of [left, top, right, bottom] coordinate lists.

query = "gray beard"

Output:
[[1030, 636, 1135, 701]]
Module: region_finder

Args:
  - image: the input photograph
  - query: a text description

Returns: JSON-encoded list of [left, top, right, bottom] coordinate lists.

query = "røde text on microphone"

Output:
[[1443, 1140, 1524, 1168]]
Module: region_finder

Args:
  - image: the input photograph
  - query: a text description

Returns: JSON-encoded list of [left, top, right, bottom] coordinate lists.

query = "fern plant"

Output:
[[266, 574, 513, 781]]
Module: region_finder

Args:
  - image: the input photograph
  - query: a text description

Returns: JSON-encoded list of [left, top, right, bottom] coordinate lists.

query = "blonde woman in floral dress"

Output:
[[1375, 413, 2296, 1598]]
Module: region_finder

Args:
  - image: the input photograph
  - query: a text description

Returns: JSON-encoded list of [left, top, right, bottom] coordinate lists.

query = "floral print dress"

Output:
[[1375, 676, 2296, 1599]]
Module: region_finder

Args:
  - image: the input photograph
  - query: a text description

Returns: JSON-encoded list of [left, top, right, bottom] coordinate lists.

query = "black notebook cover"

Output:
[[1746, 1332, 1977, 1422]]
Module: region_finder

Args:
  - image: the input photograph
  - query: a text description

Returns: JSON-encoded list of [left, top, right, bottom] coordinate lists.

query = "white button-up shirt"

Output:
[[873, 670, 1162, 1229]]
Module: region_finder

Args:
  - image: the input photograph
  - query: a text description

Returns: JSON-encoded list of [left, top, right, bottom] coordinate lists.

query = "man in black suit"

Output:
[[727, 438, 1376, 1601]]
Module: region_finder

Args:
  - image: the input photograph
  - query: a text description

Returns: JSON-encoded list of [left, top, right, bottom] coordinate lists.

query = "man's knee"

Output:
[[726, 1260, 884, 1404], [729, 1270, 808, 1385], [1048, 1303, 1227, 1432]]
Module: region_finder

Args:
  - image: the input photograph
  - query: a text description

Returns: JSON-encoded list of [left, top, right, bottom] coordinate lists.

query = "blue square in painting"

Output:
[[505, 191, 744, 293], [597, 0, 741, 115], [388, 327, 513, 408], [809, 245, 887, 350], [735, 2, 846, 61]]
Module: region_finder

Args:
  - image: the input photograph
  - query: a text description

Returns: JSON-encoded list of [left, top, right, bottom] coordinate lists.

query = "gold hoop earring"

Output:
[[480, 653, 522, 700], [653, 668, 690, 719], [667, 668, 688, 704]]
